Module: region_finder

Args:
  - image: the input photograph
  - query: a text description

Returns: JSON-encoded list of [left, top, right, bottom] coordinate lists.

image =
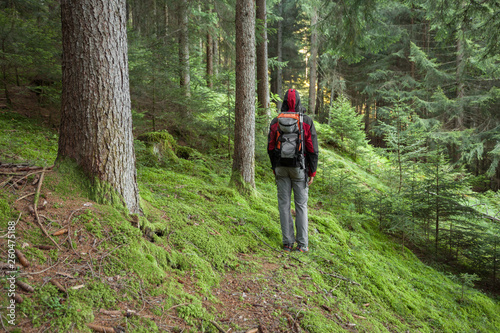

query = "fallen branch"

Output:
[[22, 256, 68, 276], [0, 165, 52, 173], [166, 302, 189, 312], [0, 176, 13, 187], [33, 170, 61, 250], [15, 192, 35, 202], [210, 320, 228, 333]]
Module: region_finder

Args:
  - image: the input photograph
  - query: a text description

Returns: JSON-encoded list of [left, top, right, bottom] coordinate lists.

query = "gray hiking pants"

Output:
[[275, 166, 309, 248]]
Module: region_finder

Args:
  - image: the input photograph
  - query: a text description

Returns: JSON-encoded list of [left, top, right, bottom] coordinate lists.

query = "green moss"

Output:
[[127, 316, 160, 333], [18, 283, 94, 331], [0, 192, 15, 225], [177, 300, 213, 326], [137, 130, 179, 162], [23, 246, 48, 265], [0, 111, 58, 166]]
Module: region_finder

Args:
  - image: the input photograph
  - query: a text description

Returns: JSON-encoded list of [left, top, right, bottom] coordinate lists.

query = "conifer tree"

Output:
[[231, 0, 256, 190], [58, 0, 141, 214]]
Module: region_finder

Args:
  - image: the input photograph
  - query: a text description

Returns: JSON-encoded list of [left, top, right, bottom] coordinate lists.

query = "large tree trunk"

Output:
[[232, 0, 256, 190], [58, 0, 141, 215], [178, 0, 190, 97], [256, 0, 270, 117], [308, 8, 319, 114]]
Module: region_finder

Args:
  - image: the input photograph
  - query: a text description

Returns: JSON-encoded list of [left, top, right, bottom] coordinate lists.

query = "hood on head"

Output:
[[281, 89, 301, 112]]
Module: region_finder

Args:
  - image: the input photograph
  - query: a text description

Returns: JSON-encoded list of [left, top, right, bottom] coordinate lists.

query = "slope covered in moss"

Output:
[[0, 111, 499, 332]]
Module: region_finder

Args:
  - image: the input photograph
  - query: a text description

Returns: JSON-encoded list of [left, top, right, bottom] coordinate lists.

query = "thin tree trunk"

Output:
[[315, 62, 324, 121], [494, 238, 497, 285], [232, 0, 256, 190], [256, 0, 270, 117], [207, 32, 214, 88], [308, 8, 319, 114], [455, 28, 465, 129], [435, 162, 440, 256], [59, 0, 141, 215], [214, 36, 219, 76], [276, 0, 283, 110], [1, 36, 12, 108], [178, 0, 190, 97]]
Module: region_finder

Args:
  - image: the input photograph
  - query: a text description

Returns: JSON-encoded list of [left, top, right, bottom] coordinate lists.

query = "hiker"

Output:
[[267, 89, 319, 253]]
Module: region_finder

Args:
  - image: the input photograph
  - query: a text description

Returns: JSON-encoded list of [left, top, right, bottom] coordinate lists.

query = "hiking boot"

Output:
[[294, 246, 309, 253], [283, 244, 293, 252]]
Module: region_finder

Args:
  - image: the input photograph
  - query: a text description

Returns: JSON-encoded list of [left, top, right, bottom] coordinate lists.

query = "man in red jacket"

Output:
[[268, 89, 319, 253]]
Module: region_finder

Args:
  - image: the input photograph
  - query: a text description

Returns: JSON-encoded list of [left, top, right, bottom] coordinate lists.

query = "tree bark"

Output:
[[276, 0, 283, 110], [207, 32, 214, 88], [315, 61, 324, 122], [58, 0, 141, 215], [178, 0, 190, 97], [256, 0, 270, 117], [455, 28, 465, 129], [232, 0, 256, 190], [308, 8, 319, 114]]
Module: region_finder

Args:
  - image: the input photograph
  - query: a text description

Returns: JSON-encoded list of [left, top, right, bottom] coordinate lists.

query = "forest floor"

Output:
[[3, 170, 357, 333]]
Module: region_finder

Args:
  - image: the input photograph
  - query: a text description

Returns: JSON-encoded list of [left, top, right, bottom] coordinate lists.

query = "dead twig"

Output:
[[0, 314, 9, 332], [33, 170, 61, 250], [166, 302, 189, 312], [15, 192, 35, 202], [210, 320, 228, 333], [22, 256, 68, 276], [0, 176, 13, 187]]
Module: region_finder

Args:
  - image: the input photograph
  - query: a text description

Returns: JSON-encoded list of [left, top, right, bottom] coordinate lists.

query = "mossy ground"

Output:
[[1, 111, 499, 332]]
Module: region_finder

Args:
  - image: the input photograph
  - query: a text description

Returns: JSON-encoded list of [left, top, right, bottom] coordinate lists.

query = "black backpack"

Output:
[[275, 111, 305, 169]]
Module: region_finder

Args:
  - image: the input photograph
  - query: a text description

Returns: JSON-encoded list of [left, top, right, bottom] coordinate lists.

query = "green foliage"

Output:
[[324, 95, 367, 156], [0, 112, 57, 166], [0, 3, 62, 108]]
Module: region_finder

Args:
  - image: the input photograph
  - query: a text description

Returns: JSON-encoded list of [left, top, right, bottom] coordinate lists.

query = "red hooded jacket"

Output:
[[268, 89, 319, 177]]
